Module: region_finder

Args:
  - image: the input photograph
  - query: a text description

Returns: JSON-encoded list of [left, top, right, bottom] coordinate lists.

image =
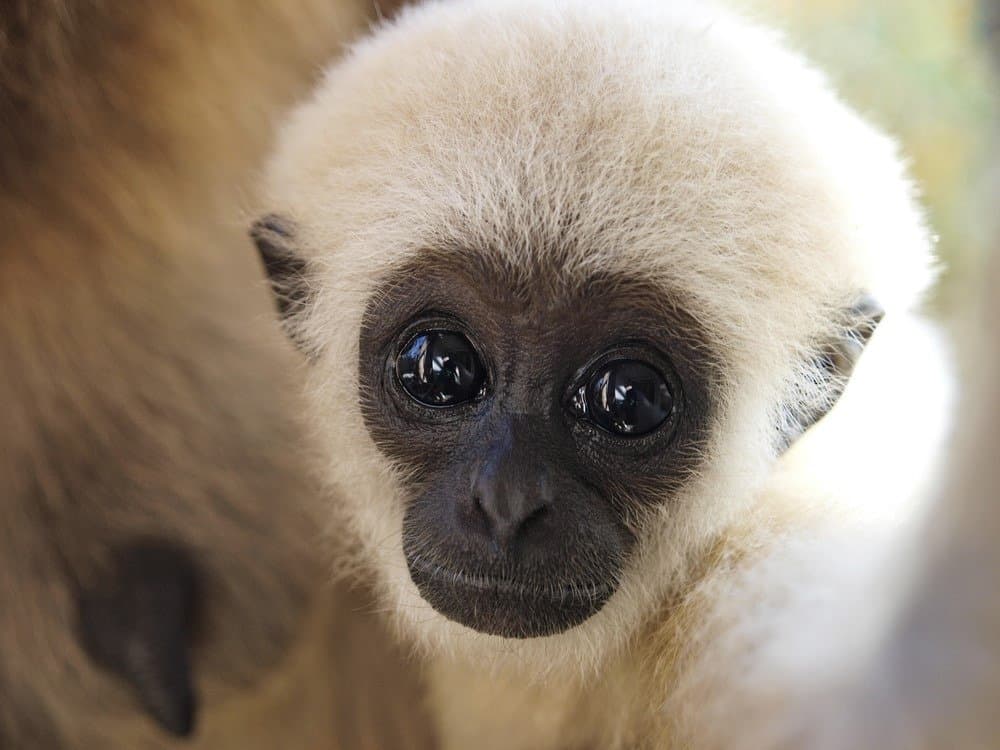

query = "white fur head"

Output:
[[255, 0, 932, 676]]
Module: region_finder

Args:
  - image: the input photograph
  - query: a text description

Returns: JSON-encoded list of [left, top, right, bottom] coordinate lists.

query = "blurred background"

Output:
[[755, 0, 997, 314]]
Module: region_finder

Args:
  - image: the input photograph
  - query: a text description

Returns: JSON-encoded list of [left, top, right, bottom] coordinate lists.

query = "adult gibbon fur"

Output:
[[251, 0, 981, 747], [0, 1, 430, 749]]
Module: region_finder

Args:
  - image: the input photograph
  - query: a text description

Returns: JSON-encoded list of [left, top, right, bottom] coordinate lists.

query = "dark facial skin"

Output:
[[358, 250, 717, 638]]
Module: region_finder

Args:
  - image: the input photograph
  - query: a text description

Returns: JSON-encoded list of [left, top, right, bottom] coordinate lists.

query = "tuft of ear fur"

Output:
[[825, 294, 885, 377], [250, 215, 312, 350], [779, 294, 885, 450], [76, 541, 201, 738]]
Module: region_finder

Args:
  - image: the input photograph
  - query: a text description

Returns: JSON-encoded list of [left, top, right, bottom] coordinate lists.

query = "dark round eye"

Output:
[[571, 359, 674, 436], [394, 330, 487, 407]]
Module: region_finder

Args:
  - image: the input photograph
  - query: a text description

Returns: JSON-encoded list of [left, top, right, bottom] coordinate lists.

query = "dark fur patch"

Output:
[[76, 540, 201, 738]]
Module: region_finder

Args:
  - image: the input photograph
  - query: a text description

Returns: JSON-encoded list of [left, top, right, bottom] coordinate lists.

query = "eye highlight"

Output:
[[395, 330, 487, 407], [570, 359, 674, 437]]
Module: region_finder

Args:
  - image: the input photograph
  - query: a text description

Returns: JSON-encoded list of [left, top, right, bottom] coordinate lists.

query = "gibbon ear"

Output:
[[780, 294, 885, 450], [250, 215, 311, 322], [821, 294, 885, 379], [376, 0, 416, 20], [76, 541, 201, 738], [250, 215, 313, 351]]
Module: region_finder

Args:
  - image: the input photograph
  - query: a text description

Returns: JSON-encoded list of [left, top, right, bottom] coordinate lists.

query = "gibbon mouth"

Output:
[[407, 557, 615, 638]]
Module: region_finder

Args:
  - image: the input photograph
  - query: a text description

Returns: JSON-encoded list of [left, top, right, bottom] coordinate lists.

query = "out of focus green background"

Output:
[[752, 0, 997, 312]]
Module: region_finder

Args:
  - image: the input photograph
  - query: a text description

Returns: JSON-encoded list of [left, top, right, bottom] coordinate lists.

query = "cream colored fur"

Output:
[[1, 1, 431, 747], [259, 0, 952, 746]]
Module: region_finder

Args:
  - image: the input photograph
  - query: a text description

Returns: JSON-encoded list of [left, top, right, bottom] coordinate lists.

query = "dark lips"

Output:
[[407, 557, 615, 638]]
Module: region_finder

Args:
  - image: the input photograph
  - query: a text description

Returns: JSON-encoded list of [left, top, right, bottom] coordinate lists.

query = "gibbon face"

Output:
[[356, 252, 715, 636], [254, 0, 931, 655]]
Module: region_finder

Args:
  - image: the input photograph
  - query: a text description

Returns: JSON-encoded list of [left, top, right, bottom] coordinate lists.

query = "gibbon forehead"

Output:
[[357, 248, 717, 636], [255, 0, 931, 647]]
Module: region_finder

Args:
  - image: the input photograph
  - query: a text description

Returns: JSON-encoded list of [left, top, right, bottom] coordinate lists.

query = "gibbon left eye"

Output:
[[571, 360, 674, 436], [395, 330, 487, 407]]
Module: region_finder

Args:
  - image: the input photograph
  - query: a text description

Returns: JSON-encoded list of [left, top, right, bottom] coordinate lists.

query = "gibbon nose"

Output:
[[472, 476, 553, 552], [469, 421, 555, 552], [472, 432, 553, 551]]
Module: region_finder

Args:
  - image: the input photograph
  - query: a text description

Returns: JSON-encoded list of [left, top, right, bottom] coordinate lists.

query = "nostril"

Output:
[[497, 500, 551, 552], [470, 494, 495, 536], [518, 503, 549, 535]]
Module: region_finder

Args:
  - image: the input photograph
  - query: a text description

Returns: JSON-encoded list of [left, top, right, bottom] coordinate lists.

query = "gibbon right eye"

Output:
[[394, 330, 487, 407], [569, 359, 674, 436]]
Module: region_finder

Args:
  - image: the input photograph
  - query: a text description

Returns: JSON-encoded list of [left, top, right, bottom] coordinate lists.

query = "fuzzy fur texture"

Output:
[[260, 0, 949, 746], [0, 1, 431, 748]]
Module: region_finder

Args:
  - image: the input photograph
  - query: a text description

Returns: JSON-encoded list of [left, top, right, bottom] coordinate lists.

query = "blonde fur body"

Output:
[[259, 0, 958, 747]]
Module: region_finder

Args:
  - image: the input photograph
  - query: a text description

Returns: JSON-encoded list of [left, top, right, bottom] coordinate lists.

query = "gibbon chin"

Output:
[[252, 0, 966, 747]]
